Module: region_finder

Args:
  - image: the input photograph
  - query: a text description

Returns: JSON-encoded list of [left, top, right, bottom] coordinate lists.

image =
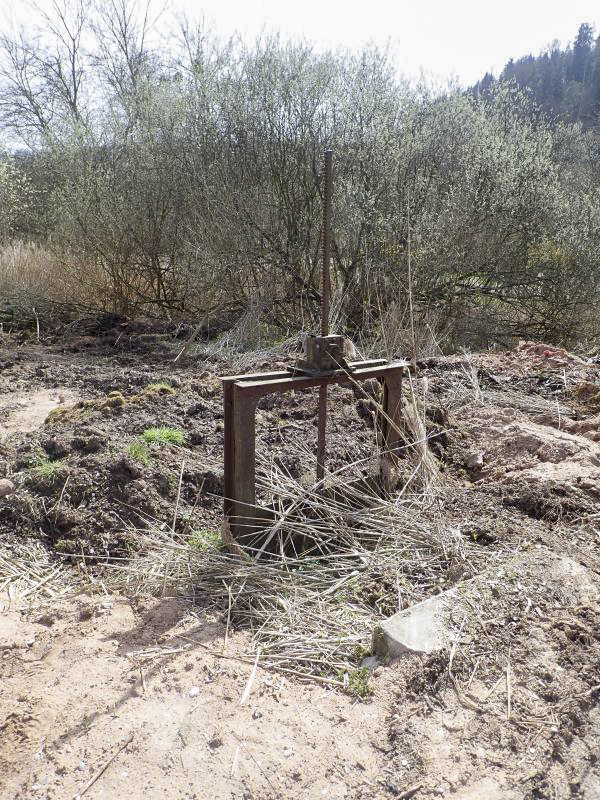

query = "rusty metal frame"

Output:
[[222, 359, 408, 539]]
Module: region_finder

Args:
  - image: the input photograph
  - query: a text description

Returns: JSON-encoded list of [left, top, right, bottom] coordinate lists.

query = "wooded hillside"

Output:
[[474, 23, 600, 127]]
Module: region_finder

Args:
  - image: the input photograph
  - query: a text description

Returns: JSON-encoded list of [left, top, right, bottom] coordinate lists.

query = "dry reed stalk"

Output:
[[105, 447, 471, 681], [198, 329, 303, 371], [402, 373, 441, 494], [0, 539, 82, 605], [433, 364, 573, 418]]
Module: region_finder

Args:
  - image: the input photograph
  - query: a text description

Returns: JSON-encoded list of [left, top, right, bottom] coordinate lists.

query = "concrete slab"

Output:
[[372, 589, 457, 659]]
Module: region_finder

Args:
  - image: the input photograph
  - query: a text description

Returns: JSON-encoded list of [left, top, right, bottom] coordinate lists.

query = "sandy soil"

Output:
[[1, 333, 600, 799], [1, 593, 395, 800], [0, 389, 79, 442]]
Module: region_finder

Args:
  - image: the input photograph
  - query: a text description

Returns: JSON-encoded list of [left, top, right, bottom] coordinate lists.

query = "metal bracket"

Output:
[[293, 334, 348, 374], [222, 359, 408, 540]]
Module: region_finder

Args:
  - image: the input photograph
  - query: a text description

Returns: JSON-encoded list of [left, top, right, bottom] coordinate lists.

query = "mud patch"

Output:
[[0, 388, 78, 441], [0, 344, 380, 559]]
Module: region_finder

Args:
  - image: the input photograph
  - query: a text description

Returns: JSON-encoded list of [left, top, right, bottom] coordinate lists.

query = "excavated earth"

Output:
[[1, 329, 600, 800]]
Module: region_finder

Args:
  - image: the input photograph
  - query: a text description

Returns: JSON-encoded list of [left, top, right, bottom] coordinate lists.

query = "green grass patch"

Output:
[[142, 426, 185, 446], [24, 449, 51, 469], [338, 666, 372, 698], [25, 456, 67, 487], [188, 528, 221, 551], [127, 440, 152, 466], [144, 381, 176, 395]]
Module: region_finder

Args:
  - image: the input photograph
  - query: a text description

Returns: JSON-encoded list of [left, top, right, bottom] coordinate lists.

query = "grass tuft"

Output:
[[338, 667, 372, 698], [127, 440, 151, 466], [143, 426, 185, 445], [25, 456, 67, 487], [144, 381, 176, 396], [188, 528, 221, 551]]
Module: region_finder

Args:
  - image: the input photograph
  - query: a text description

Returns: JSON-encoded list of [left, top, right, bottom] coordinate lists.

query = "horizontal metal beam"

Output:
[[221, 369, 290, 386], [220, 359, 389, 388], [231, 360, 409, 399]]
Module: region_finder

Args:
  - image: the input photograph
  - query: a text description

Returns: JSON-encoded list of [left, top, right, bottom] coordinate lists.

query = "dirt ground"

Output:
[[1, 330, 600, 799]]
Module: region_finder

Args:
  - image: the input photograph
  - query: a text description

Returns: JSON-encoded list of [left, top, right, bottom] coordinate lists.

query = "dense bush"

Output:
[[0, 1, 599, 349]]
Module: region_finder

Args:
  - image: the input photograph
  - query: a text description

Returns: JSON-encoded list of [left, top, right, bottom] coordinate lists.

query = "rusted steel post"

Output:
[[223, 369, 289, 540], [317, 149, 333, 481], [316, 387, 328, 482], [382, 370, 404, 459], [222, 378, 235, 523], [231, 386, 257, 535]]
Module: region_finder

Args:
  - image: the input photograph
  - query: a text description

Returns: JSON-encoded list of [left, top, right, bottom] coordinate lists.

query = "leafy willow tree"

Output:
[[1, 1, 599, 348], [0, 152, 33, 242]]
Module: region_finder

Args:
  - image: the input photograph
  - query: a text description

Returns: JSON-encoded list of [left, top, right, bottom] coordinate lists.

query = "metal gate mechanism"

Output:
[[221, 150, 408, 540]]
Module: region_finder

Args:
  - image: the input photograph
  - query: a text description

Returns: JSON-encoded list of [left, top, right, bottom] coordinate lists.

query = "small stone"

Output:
[[283, 747, 293, 758], [208, 734, 223, 749], [465, 452, 484, 470], [0, 479, 15, 497], [35, 614, 55, 628], [188, 686, 200, 697], [360, 655, 380, 672], [373, 589, 456, 658]]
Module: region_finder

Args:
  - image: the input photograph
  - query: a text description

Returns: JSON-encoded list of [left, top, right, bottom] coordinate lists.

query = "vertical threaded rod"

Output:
[[317, 149, 333, 482], [321, 149, 333, 336]]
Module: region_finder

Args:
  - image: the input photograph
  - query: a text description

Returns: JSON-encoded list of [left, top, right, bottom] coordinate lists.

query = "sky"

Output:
[[168, 0, 600, 85], [3, 0, 600, 86]]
